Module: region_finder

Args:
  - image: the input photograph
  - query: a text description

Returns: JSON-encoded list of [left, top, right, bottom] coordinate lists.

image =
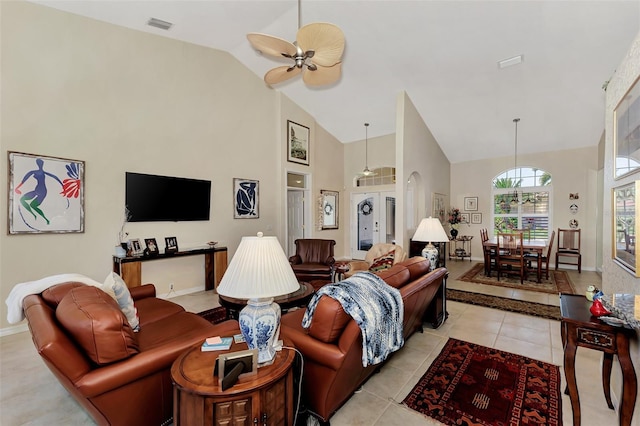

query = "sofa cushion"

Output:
[[369, 249, 395, 272], [307, 296, 351, 343], [41, 282, 86, 308], [56, 286, 139, 365], [400, 257, 431, 279], [103, 272, 140, 331], [376, 264, 410, 289]]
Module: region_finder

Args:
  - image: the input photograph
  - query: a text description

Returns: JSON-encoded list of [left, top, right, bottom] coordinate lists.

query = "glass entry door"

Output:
[[351, 192, 396, 259]]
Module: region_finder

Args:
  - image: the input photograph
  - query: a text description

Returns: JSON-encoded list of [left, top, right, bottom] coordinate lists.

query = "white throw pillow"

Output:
[[102, 272, 140, 331]]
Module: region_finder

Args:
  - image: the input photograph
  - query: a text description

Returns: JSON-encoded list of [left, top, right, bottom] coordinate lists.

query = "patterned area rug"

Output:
[[458, 263, 576, 294], [447, 289, 561, 320], [403, 338, 562, 426], [198, 306, 228, 324]]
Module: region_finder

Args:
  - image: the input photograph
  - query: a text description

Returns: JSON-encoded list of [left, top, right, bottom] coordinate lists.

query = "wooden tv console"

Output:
[[112, 246, 227, 290]]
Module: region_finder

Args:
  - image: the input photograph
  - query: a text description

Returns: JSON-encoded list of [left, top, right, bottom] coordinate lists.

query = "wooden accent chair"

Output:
[[555, 228, 581, 273], [496, 232, 527, 284], [525, 230, 555, 280]]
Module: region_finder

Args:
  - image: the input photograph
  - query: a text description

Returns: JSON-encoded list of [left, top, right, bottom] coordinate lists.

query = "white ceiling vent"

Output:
[[498, 55, 524, 69], [147, 18, 172, 31]]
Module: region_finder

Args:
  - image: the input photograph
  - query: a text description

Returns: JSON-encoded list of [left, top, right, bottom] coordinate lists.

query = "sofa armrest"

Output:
[[289, 255, 302, 265], [129, 284, 156, 301], [283, 326, 346, 371]]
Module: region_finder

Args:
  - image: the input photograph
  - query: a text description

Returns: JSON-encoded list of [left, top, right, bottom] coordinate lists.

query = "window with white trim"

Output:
[[492, 167, 552, 239]]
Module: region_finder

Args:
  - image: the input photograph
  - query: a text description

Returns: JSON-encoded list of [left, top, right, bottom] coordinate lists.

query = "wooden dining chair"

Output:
[[555, 228, 581, 273], [513, 228, 531, 241], [525, 230, 555, 280], [480, 228, 496, 276], [496, 232, 527, 284]]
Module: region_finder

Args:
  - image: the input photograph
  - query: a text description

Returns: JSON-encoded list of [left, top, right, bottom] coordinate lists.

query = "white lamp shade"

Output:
[[412, 217, 449, 243], [217, 233, 300, 299]]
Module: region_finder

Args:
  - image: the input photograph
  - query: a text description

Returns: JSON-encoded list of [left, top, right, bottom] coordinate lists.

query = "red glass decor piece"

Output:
[[589, 299, 611, 317]]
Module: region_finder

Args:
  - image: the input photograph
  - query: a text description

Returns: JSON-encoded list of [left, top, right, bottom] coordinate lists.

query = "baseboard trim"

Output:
[[0, 323, 29, 337]]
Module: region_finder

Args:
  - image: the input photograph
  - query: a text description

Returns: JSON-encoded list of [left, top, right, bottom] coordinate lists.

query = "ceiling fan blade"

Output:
[[247, 33, 297, 59], [297, 23, 345, 67], [303, 62, 342, 86], [264, 65, 302, 85]]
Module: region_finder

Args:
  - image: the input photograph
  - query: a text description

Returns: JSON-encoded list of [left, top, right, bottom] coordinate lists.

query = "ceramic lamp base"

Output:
[[422, 243, 439, 271], [238, 298, 281, 365]]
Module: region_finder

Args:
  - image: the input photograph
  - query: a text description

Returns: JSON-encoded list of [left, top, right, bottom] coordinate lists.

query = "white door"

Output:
[[287, 190, 305, 257], [351, 192, 396, 259]]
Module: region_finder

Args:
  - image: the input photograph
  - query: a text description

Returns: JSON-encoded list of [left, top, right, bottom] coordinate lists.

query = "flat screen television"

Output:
[[125, 172, 211, 222]]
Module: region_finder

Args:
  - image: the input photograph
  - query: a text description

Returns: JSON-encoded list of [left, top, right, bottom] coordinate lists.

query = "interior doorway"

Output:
[[351, 191, 396, 259], [286, 172, 311, 257]]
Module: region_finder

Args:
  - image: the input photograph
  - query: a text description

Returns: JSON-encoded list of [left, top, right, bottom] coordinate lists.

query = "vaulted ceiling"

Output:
[[32, 1, 639, 163]]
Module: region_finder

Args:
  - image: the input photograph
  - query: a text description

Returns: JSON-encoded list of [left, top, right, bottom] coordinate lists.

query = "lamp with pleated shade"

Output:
[[411, 217, 449, 271], [216, 232, 299, 364]]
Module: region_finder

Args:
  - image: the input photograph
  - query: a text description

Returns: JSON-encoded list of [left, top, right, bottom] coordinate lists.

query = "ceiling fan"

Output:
[[246, 0, 345, 86]]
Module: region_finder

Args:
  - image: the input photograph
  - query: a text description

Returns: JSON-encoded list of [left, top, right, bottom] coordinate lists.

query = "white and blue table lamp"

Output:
[[412, 217, 450, 271], [216, 232, 299, 365]]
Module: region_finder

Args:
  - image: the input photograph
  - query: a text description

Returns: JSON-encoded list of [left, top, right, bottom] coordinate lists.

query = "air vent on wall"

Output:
[[147, 17, 173, 31], [498, 54, 524, 69]]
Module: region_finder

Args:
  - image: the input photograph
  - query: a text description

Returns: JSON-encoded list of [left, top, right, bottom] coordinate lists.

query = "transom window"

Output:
[[492, 167, 552, 239]]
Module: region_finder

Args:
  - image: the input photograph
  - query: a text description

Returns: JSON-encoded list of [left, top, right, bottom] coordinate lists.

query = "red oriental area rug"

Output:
[[402, 338, 562, 425]]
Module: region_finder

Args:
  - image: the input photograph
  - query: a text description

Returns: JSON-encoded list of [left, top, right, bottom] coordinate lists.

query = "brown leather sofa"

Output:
[[288, 238, 336, 282], [23, 281, 235, 426], [280, 257, 448, 423]]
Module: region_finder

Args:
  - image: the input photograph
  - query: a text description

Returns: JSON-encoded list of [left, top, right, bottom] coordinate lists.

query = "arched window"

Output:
[[492, 167, 552, 238]]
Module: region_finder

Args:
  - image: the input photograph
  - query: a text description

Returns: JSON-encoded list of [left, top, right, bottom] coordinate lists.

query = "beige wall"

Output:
[[0, 1, 344, 333], [396, 92, 451, 250], [602, 30, 640, 420], [450, 146, 599, 268]]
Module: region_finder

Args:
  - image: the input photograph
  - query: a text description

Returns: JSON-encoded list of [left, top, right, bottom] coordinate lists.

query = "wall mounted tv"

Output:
[[125, 172, 211, 222]]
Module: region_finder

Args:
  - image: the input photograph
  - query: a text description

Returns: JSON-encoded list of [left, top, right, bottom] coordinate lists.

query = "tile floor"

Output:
[[0, 261, 621, 425]]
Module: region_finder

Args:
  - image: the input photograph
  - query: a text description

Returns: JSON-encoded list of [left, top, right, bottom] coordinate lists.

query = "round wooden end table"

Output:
[[218, 282, 314, 319], [171, 327, 296, 426]]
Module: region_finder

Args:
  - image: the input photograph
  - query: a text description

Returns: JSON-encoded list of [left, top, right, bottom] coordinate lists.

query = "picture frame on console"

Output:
[[233, 178, 259, 219], [145, 238, 159, 255], [8, 151, 85, 234], [165, 236, 179, 254], [128, 238, 143, 256], [287, 120, 310, 165]]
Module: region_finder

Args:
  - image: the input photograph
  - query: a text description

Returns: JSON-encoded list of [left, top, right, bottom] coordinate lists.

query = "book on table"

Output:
[[201, 337, 233, 351]]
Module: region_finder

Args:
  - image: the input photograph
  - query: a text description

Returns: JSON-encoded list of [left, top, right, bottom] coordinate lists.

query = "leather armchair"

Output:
[[288, 239, 336, 282], [344, 243, 407, 278]]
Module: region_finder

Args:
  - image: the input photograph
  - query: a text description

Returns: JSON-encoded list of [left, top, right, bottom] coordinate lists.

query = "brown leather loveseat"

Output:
[[280, 257, 448, 423], [23, 281, 235, 426]]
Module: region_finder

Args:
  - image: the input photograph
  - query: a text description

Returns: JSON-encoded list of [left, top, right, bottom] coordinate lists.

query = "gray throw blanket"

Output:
[[302, 271, 404, 367]]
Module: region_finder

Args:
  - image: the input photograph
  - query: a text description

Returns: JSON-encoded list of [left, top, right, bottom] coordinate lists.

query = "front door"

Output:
[[351, 192, 396, 259]]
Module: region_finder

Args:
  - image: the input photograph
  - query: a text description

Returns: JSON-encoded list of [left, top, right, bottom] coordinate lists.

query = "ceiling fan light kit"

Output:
[[246, 0, 345, 87]]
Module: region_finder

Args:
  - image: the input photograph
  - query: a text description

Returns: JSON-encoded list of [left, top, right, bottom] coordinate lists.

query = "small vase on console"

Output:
[[450, 228, 458, 239]]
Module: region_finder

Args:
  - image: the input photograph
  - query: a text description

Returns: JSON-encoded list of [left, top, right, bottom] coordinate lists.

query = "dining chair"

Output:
[[513, 228, 531, 241], [480, 228, 496, 276], [496, 232, 527, 284], [555, 228, 581, 273], [525, 230, 555, 280]]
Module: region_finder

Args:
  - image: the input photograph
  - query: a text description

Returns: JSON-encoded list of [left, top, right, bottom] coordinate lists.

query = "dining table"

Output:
[[482, 237, 549, 283]]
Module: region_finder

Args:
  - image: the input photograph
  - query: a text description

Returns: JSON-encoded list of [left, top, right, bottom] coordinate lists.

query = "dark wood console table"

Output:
[[560, 293, 637, 426], [113, 246, 227, 290]]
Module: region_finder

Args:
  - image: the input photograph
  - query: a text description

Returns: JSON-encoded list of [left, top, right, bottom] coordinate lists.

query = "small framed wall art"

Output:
[[8, 151, 85, 234], [432, 192, 447, 224], [287, 120, 310, 165], [460, 213, 470, 224], [320, 190, 339, 230], [464, 196, 478, 211], [471, 213, 482, 224], [233, 178, 259, 219]]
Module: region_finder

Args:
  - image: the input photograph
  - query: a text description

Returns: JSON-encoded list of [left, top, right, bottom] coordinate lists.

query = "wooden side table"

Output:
[[559, 294, 637, 426], [171, 329, 296, 426]]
